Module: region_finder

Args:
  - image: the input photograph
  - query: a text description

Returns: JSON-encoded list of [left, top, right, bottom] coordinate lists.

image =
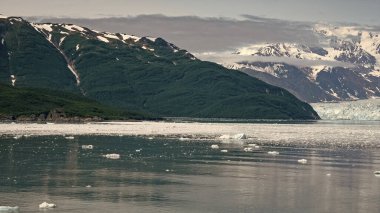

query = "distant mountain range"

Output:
[[224, 24, 380, 102], [0, 15, 319, 120]]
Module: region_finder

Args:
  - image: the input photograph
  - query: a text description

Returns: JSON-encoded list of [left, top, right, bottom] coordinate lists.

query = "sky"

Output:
[[2, 0, 380, 25], [3, 0, 380, 66]]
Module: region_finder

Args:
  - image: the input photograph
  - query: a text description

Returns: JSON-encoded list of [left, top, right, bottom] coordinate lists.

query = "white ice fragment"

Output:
[[247, 143, 256, 147], [103, 153, 120, 159], [148, 137, 154, 140], [135, 149, 142, 153], [233, 133, 247, 139], [39, 202, 56, 209], [81, 145, 93, 150], [219, 134, 231, 140], [116, 57, 119, 61], [298, 159, 308, 164], [254, 145, 260, 149], [0, 206, 19, 212], [10, 75, 16, 87], [374, 171, 380, 177], [85, 185, 92, 188], [211, 144, 220, 149], [65, 136, 75, 140], [220, 149, 228, 153], [243, 147, 253, 152], [326, 173, 331, 177], [76, 44, 80, 51], [1, 38, 4, 45], [13, 135, 22, 140], [268, 151, 280, 155]]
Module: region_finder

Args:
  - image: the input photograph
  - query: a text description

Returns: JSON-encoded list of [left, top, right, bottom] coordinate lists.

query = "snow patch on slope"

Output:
[[97, 36, 109, 43]]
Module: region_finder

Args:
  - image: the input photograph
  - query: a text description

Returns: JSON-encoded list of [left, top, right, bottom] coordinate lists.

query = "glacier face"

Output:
[[311, 99, 380, 120]]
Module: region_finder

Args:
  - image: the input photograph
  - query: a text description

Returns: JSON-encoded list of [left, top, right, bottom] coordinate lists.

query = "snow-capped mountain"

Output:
[[225, 24, 380, 102]]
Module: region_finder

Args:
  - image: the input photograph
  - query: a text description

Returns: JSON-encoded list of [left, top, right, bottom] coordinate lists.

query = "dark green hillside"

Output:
[[0, 84, 152, 121], [0, 17, 319, 120], [0, 17, 78, 92]]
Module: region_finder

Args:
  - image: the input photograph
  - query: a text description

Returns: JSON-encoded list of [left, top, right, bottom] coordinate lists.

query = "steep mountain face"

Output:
[[226, 24, 380, 102], [0, 16, 319, 119]]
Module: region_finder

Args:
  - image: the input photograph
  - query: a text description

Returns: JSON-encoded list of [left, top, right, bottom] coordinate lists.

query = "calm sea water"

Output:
[[1, 127, 380, 212]]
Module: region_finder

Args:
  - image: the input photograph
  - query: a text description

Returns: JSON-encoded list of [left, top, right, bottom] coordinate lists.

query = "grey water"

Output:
[[1, 132, 380, 212]]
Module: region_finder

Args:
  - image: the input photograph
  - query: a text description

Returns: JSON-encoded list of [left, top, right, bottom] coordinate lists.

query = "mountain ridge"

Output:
[[224, 23, 380, 102], [0, 16, 319, 119]]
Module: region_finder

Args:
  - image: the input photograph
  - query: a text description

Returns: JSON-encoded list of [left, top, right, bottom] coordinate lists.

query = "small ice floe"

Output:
[[81, 145, 93, 150], [374, 171, 380, 177], [0, 206, 19, 212], [148, 137, 154, 140], [103, 154, 120, 159], [247, 144, 260, 149], [233, 133, 247, 140], [219, 134, 231, 140], [13, 135, 22, 140], [298, 159, 308, 164], [220, 149, 228, 153], [135, 149, 142, 153], [85, 185, 92, 188], [243, 147, 253, 152], [39, 202, 56, 209], [326, 173, 331, 177], [268, 151, 280, 155], [219, 133, 247, 140], [64, 136, 75, 140], [211, 144, 220, 149], [179, 137, 190, 141]]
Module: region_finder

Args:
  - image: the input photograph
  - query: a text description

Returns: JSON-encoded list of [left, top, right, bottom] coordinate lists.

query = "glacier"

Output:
[[311, 98, 380, 120]]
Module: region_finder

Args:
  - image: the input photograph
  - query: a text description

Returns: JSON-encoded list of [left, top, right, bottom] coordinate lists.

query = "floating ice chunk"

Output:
[[247, 143, 256, 147], [135, 149, 142, 153], [85, 185, 92, 188], [65, 136, 75, 140], [220, 149, 228, 153], [374, 171, 380, 177], [39, 202, 56, 209], [219, 134, 231, 139], [233, 133, 247, 139], [211, 144, 220, 149], [103, 153, 120, 159], [268, 151, 280, 155], [0, 206, 19, 212], [179, 137, 190, 141], [13, 135, 22, 140], [298, 159, 308, 164], [243, 147, 253, 152], [81, 145, 93, 150], [254, 145, 260, 149], [326, 173, 331, 177], [148, 137, 154, 140]]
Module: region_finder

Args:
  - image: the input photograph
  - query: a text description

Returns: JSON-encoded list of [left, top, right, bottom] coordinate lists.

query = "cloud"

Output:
[[196, 52, 354, 68], [28, 14, 320, 52]]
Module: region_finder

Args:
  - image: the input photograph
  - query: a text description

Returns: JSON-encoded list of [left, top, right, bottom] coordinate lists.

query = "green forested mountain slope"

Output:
[[0, 16, 319, 119]]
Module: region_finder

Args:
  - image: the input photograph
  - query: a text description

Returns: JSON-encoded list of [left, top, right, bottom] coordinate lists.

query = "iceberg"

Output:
[[39, 202, 56, 209], [0, 206, 19, 213], [103, 154, 120, 159]]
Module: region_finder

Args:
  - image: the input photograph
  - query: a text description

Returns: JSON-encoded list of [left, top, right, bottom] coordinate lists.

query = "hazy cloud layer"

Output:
[[31, 15, 320, 53]]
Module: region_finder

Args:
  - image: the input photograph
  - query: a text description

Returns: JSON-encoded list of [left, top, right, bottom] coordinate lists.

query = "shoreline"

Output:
[[1, 121, 379, 147]]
